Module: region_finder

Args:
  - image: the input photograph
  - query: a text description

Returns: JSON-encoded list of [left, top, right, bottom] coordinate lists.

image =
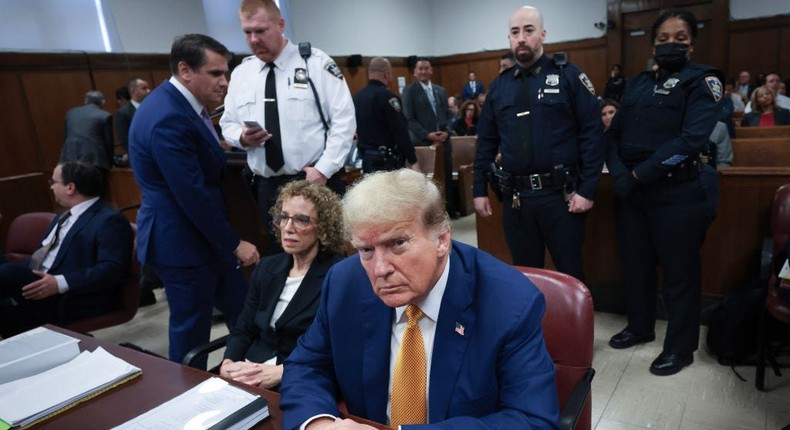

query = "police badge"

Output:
[[545, 74, 559, 86], [663, 78, 680, 89], [293, 68, 308, 89]]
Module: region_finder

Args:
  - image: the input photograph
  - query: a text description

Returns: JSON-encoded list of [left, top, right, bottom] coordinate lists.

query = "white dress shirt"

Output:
[[220, 40, 356, 179], [41, 197, 100, 293], [263, 275, 304, 366]]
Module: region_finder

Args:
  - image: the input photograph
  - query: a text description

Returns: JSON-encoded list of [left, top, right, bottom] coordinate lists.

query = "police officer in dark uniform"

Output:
[[353, 57, 419, 173], [606, 9, 722, 376], [473, 6, 604, 281]]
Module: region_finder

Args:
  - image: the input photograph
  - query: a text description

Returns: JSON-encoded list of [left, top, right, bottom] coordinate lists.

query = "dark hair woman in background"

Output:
[[605, 9, 722, 376]]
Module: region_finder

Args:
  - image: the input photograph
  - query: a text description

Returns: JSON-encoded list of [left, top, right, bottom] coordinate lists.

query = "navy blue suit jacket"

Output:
[[44, 200, 132, 320], [461, 81, 484, 101], [280, 241, 559, 429], [129, 80, 239, 267]]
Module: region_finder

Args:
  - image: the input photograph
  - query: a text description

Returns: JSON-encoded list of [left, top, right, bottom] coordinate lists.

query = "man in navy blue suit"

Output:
[[0, 162, 132, 338], [461, 71, 485, 101], [129, 34, 260, 366], [280, 169, 558, 429]]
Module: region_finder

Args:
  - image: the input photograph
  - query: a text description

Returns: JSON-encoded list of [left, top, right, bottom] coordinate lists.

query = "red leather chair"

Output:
[[756, 184, 790, 390], [4, 212, 56, 263], [65, 223, 140, 334], [515, 266, 595, 430]]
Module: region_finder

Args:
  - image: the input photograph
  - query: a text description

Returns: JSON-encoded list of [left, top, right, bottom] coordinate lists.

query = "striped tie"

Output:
[[391, 304, 427, 427]]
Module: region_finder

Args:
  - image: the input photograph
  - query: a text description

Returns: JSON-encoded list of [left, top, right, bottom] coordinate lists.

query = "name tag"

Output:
[[544, 88, 560, 94]]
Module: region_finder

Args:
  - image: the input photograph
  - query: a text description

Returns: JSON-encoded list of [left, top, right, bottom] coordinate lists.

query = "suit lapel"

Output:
[[50, 201, 101, 270], [275, 253, 330, 328], [259, 254, 291, 324], [428, 247, 476, 422], [362, 292, 392, 424], [162, 81, 227, 164]]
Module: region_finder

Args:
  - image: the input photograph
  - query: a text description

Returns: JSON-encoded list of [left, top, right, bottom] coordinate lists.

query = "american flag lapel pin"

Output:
[[454, 322, 465, 336]]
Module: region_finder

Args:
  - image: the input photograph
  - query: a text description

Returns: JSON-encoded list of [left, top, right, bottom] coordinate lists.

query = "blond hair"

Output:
[[343, 169, 450, 239]]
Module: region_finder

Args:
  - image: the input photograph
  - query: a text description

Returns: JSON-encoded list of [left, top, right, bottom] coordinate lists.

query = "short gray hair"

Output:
[[343, 169, 450, 238], [85, 90, 105, 106]]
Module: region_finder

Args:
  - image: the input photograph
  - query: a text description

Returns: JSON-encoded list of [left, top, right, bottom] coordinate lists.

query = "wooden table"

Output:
[[31, 325, 390, 430]]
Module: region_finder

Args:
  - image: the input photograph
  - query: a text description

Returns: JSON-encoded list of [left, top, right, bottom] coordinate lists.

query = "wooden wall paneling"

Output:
[[622, 9, 658, 78], [390, 65, 411, 95], [727, 28, 779, 79], [21, 71, 94, 172], [438, 62, 471, 99], [0, 173, 54, 247], [150, 70, 172, 87], [92, 70, 143, 115], [340, 65, 368, 96], [0, 73, 41, 178], [782, 26, 790, 76], [467, 59, 500, 97], [559, 46, 608, 95]]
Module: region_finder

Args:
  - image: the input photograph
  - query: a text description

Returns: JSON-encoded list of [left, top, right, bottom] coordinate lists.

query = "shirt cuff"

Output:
[[299, 414, 339, 430], [55, 275, 69, 294]]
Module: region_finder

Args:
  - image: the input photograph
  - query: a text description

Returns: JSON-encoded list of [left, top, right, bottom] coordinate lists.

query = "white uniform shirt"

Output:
[[220, 40, 356, 179]]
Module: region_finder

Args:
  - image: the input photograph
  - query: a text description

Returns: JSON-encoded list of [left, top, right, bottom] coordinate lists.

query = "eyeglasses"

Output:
[[273, 213, 314, 229]]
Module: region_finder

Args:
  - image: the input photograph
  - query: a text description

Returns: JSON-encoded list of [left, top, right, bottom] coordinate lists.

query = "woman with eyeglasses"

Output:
[[219, 180, 346, 389], [453, 99, 480, 136]]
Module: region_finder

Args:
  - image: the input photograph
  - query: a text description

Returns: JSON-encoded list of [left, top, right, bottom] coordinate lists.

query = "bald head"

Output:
[[368, 57, 392, 86], [508, 6, 546, 68]]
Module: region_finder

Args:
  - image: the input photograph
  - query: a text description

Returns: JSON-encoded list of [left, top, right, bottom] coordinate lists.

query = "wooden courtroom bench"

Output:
[[476, 167, 790, 307], [734, 125, 790, 139], [731, 137, 790, 166], [451, 136, 477, 216]]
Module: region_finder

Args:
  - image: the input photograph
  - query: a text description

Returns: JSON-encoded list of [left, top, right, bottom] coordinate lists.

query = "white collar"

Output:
[[68, 197, 100, 219], [169, 76, 204, 116]]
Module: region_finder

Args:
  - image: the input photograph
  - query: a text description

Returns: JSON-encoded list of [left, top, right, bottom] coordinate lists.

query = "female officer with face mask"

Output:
[[605, 9, 723, 376]]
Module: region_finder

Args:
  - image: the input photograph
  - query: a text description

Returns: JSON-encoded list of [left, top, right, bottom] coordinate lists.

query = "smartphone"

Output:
[[243, 120, 262, 130]]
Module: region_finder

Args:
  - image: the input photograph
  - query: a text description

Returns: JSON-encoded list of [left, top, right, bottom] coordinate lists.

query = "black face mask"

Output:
[[654, 43, 690, 73]]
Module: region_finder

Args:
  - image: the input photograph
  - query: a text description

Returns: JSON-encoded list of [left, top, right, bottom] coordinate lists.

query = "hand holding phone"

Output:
[[244, 120, 262, 130]]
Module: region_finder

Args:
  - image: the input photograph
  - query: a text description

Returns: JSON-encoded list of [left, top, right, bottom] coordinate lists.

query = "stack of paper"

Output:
[[0, 347, 142, 428], [112, 377, 269, 430], [0, 326, 80, 384]]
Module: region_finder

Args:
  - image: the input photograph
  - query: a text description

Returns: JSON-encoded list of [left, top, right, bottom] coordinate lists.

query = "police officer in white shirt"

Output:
[[220, 0, 355, 249]]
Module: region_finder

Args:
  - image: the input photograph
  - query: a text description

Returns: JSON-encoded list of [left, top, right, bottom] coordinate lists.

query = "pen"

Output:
[[288, 77, 291, 88]]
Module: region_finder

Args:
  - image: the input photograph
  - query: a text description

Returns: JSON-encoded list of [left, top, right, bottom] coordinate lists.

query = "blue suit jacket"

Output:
[[46, 200, 132, 321], [461, 81, 484, 101], [280, 241, 559, 429], [129, 80, 239, 267]]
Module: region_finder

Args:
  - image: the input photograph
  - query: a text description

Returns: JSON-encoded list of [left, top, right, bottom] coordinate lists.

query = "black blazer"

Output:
[[741, 107, 790, 127], [224, 251, 344, 365]]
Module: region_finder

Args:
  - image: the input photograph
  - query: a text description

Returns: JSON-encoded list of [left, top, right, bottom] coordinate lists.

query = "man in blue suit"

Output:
[[129, 34, 260, 366], [280, 169, 559, 429], [461, 71, 485, 101], [0, 162, 132, 338]]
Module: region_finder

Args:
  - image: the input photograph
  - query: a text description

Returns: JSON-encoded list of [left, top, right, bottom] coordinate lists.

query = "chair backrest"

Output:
[[515, 266, 594, 430], [415, 145, 437, 178], [5, 212, 56, 264], [64, 223, 140, 334], [451, 136, 476, 171]]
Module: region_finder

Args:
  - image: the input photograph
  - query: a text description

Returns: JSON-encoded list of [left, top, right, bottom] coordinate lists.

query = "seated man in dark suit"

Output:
[[280, 169, 559, 429], [0, 162, 133, 338]]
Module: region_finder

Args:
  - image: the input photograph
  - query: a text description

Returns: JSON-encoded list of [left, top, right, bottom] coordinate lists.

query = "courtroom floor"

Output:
[[92, 214, 790, 430]]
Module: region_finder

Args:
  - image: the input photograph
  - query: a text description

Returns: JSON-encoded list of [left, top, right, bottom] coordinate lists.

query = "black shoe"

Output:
[[609, 328, 656, 349], [649, 351, 693, 376], [139, 288, 157, 307]]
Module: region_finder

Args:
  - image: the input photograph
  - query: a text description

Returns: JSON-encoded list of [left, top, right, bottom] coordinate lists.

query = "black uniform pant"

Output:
[[614, 178, 714, 356], [502, 189, 586, 281]]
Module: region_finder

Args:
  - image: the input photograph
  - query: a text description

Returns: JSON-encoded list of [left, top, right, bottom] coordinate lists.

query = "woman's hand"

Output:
[[220, 359, 283, 389]]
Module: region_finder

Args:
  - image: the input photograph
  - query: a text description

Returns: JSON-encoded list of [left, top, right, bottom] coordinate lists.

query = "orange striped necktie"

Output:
[[391, 304, 427, 427]]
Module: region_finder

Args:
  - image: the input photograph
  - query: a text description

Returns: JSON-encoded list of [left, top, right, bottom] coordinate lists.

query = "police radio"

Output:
[[553, 51, 567, 66], [297, 42, 330, 139]]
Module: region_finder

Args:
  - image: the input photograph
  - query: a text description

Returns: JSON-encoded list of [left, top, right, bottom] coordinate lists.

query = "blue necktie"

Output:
[[200, 109, 220, 144]]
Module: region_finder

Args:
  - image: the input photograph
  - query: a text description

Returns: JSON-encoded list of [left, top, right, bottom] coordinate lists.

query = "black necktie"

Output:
[[514, 73, 533, 168], [265, 63, 284, 171], [29, 210, 71, 270]]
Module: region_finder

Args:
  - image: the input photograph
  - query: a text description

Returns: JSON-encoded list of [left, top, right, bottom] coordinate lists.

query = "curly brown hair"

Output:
[[269, 180, 346, 255]]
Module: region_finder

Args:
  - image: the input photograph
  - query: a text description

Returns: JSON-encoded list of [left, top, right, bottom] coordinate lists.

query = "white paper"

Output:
[[0, 347, 141, 427], [779, 259, 790, 280], [0, 326, 80, 384], [112, 377, 268, 430]]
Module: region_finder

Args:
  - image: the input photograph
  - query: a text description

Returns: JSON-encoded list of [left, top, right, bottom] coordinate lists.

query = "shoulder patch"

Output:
[[579, 73, 595, 95], [388, 97, 402, 112], [704, 76, 723, 103], [324, 61, 344, 80]]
